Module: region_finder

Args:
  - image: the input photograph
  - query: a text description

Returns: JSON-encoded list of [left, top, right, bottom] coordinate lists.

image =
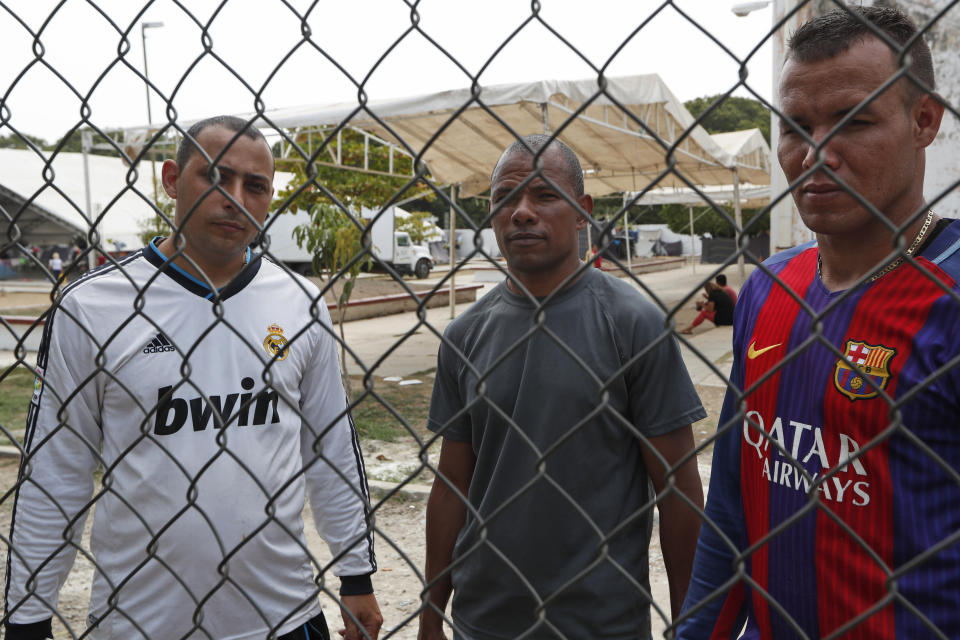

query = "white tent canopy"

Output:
[[249, 75, 770, 197], [631, 184, 771, 209], [713, 128, 770, 180]]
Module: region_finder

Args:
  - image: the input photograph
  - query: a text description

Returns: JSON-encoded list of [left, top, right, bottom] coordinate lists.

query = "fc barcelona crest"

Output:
[[263, 323, 290, 361], [834, 340, 896, 401]]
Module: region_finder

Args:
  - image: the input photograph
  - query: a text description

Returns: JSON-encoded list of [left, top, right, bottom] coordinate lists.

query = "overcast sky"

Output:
[[2, 1, 775, 143]]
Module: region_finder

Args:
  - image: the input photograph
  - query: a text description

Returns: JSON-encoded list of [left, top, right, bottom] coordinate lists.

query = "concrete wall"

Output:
[[884, 0, 960, 216]]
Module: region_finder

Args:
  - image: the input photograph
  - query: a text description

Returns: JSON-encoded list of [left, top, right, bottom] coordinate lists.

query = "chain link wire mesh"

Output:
[[1, 1, 958, 638]]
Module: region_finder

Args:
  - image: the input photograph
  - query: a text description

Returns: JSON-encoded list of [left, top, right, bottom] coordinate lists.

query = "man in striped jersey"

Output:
[[678, 7, 960, 639], [4, 116, 381, 640]]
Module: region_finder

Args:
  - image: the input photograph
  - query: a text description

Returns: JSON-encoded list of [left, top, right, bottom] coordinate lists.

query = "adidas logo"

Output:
[[143, 332, 175, 354]]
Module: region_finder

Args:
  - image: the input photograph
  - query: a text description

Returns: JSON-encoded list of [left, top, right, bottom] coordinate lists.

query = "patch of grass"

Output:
[[349, 375, 433, 442], [0, 367, 34, 446]]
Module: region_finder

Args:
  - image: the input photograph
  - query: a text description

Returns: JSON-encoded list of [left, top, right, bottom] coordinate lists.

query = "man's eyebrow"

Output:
[[209, 164, 270, 184]]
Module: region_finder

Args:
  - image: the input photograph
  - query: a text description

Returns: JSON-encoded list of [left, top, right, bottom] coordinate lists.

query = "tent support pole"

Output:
[[623, 192, 632, 274], [689, 205, 695, 274], [449, 184, 457, 319], [733, 167, 745, 281], [82, 130, 96, 271]]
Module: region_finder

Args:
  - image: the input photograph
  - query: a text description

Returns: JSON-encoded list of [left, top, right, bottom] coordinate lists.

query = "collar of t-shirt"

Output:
[[146, 237, 259, 301], [499, 267, 598, 308]]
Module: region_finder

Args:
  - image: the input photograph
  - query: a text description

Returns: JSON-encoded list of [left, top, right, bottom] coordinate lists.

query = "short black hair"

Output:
[[715, 274, 727, 286], [176, 115, 271, 169], [492, 134, 585, 197], [787, 6, 935, 96]]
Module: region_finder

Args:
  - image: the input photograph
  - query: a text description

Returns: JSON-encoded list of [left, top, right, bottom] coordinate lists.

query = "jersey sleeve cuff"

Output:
[[4, 618, 53, 640], [339, 573, 374, 596]]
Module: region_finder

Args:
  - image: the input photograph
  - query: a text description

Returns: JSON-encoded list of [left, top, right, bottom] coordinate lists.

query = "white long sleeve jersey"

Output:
[[5, 246, 376, 639]]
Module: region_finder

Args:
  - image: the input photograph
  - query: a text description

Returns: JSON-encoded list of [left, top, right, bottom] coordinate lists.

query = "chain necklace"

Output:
[[817, 209, 935, 284]]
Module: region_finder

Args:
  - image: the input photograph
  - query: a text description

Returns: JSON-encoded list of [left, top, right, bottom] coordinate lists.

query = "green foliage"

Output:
[[0, 132, 49, 150], [53, 128, 128, 157], [658, 203, 769, 238], [396, 211, 435, 244], [402, 193, 489, 230], [0, 368, 34, 446], [274, 140, 390, 393], [275, 127, 431, 210], [685, 94, 771, 144], [137, 179, 175, 246], [350, 372, 434, 442]]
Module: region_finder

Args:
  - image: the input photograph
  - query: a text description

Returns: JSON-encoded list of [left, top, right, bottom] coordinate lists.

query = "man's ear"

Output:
[[160, 159, 180, 199], [576, 193, 593, 230], [913, 92, 945, 149]]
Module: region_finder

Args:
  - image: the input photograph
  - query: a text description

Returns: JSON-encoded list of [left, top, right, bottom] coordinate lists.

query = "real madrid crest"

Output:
[[263, 323, 290, 361], [834, 339, 896, 401]]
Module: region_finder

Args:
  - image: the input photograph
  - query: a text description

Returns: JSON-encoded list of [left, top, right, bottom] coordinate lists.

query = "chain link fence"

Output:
[[1, 1, 958, 638]]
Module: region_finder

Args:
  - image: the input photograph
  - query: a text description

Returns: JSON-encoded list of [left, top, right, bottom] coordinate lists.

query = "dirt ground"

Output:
[[0, 382, 725, 640]]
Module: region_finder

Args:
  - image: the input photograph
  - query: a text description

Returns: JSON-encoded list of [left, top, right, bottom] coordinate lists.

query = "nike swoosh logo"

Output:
[[747, 340, 782, 359]]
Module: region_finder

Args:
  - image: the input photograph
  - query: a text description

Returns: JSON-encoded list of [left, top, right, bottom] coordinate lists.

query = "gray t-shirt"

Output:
[[428, 268, 706, 640]]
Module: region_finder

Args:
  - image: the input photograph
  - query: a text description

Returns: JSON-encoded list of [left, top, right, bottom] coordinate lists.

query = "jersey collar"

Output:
[[144, 237, 262, 301]]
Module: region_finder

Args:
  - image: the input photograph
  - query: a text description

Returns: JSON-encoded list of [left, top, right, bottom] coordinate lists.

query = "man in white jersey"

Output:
[[4, 116, 382, 640]]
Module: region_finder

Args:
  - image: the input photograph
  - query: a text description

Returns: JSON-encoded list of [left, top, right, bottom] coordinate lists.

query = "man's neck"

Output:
[[817, 209, 934, 292], [153, 237, 247, 290], [504, 263, 585, 298]]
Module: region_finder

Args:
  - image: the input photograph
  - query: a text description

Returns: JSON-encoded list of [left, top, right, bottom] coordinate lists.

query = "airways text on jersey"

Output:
[[154, 376, 281, 434], [743, 410, 872, 507]]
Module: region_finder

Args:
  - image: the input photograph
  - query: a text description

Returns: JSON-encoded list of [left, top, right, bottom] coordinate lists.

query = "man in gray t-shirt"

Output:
[[418, 136, 706, 640]]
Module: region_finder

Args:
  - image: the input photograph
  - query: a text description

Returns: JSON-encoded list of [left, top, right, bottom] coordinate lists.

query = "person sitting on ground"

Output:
[[680, 281, 734, 334], [715, 273, 737, 306]]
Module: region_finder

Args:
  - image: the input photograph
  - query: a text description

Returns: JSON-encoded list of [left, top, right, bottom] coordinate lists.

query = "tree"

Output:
[[685, 94, 771, 144], [274, 129, 416, 393], [658, 202, 769, 238], [137, 179, 175, 246], [0, 132, 48, 150], [275, 127, 433, 209], [395, 210, 436, 244]]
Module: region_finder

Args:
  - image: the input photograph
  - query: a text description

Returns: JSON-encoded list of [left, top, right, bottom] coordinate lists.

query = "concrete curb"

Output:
[[0, 445, 22, 459]]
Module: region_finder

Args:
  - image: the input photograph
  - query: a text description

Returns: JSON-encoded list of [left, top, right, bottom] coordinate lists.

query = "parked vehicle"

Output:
[[264, 206, 434, 278], [363, 206, 434, 279]]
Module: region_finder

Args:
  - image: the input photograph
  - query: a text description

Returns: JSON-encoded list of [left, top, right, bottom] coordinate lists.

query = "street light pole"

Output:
[[731, 0, 820, 256], [141, 21, 164, 206]]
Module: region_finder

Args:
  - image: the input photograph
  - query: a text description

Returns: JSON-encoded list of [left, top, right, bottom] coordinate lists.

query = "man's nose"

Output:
[[801, 129, 841, 173], [215, 176, 245, 212], [510, 194, 538, 225]]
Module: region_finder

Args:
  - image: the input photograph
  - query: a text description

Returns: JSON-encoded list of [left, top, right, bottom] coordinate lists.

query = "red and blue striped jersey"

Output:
[[679, 219, 960, 639]]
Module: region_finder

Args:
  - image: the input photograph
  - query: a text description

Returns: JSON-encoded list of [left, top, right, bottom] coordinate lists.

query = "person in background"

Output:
[[47, 252, 62, 282], [715, 273, 737, 306], [680, 281, 734, 334]]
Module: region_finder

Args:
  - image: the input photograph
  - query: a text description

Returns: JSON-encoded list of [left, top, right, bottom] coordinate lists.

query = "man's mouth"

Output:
[[212, 218, 246, 232], [801, 181, 843, 195], [506, 232, 546, 242]]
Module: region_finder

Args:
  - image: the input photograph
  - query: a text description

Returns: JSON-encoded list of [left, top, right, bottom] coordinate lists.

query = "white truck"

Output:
[[264, 205, 434, 279]]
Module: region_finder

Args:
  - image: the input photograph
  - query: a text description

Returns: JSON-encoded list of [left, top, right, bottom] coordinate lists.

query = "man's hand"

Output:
[[339, 594, 383, 640], [417, 438, 475, 640], [416, 610, 449, 640], [640, 426, 705, 620]]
